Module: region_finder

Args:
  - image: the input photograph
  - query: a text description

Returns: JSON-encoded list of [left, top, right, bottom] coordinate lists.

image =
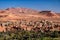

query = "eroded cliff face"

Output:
[[0, 8, 60, 32]]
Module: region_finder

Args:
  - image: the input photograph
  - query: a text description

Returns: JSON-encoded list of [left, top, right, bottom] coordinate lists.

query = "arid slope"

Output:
[[0, 8, 60, 23], [0, 8, 60, 32]]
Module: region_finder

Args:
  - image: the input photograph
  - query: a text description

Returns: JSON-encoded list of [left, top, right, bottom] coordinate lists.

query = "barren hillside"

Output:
[[0, 8, 60, 22], [0, 8, 60, 32], [0, 8, 59, 17]]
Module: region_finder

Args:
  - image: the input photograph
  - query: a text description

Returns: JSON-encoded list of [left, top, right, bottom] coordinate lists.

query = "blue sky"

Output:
[[0, 0, 60, 13]]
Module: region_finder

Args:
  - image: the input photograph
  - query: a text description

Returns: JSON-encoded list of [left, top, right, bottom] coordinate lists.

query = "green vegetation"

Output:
[[0, 29, 60, 40], [0, 20, 60, 40]]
